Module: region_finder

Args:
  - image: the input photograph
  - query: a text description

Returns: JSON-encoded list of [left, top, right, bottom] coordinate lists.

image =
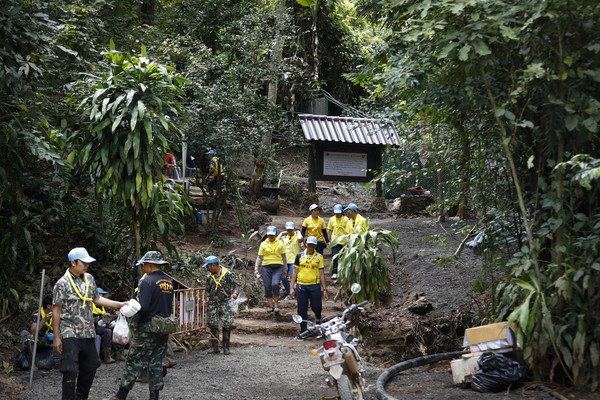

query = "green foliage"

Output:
[[69, 40, 191, 258], [332, 222, 398, 305]]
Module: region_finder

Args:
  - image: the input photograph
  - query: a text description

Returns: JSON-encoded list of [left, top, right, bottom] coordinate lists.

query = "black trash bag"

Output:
[[15, 351, 31, 370], [35, 347, 60, 370], [471, 352, 528, 392]]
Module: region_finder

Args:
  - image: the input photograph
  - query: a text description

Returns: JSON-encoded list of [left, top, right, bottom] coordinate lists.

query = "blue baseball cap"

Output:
[[344, 203, 359, 211], [309, 204, 320, 211], [306, 236, 318, 245], [266, 226, 277, 235], [97, 287, 109, 294], [68, 247, 96, 263], [206, 149, 216, 155], [285, 222, 295, 230], [333, 204, 343, 214], [202, 255, 219, 268]]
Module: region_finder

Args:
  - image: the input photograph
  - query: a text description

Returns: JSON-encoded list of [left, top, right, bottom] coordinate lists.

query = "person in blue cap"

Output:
[[344, 203, 368, 235], [290, 236, 328, 339], [204, 149, 224, 195], [277, 221, 303, 300], [93, 287, 117, 364], [52, 247, 127, 400], [202, 255, 238, 355], [301, 204, 329, 255], [255, 226, 287, 313], [327, 204, 349, 280]]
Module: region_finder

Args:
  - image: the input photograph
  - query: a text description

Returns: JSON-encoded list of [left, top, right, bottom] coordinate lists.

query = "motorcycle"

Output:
[[292, 283, 368, 400]]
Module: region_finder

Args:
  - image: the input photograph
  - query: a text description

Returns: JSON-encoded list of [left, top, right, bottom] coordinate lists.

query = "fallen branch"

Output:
[[454, 225, 478, 257]]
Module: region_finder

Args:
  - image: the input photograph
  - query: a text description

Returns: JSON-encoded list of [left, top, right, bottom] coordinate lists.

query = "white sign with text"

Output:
[[323, 151, 368, 178]]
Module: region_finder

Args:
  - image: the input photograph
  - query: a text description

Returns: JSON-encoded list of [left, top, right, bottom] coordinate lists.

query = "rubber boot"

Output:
[[208, 328, 220, 354], [149, 390, 159, 400], [222, 328, 231, 355], [102, 346, 116, 364], [162, 340, 177, 368], [114, 347, 126, 362], [102, 387, 129, 400]]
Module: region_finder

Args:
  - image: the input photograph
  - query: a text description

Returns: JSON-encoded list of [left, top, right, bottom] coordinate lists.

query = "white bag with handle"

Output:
[[112, 314, 130, 345]]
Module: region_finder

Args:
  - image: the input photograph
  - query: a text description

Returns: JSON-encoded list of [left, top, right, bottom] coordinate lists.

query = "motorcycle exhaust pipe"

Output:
[[341, 347, 360, 374]]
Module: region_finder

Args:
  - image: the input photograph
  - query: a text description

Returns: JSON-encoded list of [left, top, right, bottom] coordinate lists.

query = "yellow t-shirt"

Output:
[[327, 215, 349, 242], [294, 250, 324, 285], [346, 213, 368, 234], [258, 238, 286, 265], [280, 233, 301, 265], [302, 216, 326, 241]]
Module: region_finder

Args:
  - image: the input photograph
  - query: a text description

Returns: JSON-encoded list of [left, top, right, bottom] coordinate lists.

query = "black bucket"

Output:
[[261, 187, 280, 199]]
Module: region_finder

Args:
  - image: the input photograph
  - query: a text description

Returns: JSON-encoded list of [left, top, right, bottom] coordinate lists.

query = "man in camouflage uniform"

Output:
[[52, 247, 126, 400], [203, 255, 238, 355], [105, 251, 173, 400]]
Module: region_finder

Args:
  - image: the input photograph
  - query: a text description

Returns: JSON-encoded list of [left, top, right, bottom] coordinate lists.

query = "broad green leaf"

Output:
[[473, 40, 491, 56], [458, 44, 471, 61], [565, 115, 578, 131]]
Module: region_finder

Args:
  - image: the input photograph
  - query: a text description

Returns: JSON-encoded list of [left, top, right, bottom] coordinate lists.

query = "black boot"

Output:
[[208, 328, 220, 354], [222, 328, 231, 355], [149, 390, 159, 400], [102, 387, 129, 400]]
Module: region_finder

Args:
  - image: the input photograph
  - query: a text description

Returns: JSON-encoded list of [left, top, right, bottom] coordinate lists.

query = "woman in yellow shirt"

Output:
[[301, 204, 329, 255], [327, 204, 348, 280], [345, 203, 368, 234], [290, 236, 328, 338], [255, 226, 287, 313], [277, 221, 303, 300]]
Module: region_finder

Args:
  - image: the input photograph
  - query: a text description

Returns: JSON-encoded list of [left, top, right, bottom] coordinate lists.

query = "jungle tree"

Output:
[[69, 40, 191, 260], [355, 0, 600, 390]]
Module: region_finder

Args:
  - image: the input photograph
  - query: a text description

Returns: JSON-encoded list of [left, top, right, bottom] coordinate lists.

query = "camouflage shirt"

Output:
[[206, 266, 238, 303], [53, 270, 98, 339]]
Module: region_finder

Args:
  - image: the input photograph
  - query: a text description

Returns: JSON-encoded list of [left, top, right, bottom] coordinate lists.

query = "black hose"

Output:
[[376, 351, 468, 400]]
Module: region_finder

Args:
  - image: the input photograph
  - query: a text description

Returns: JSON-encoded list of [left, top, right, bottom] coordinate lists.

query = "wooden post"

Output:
[[308, 143, 317, 192]]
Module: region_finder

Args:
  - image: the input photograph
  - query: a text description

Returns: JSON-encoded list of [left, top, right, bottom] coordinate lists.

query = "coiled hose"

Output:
[[376, 351, 468, 400]]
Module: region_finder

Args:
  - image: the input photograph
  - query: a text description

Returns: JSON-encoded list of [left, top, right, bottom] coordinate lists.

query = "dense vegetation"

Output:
[[1, 0, 598, 390]]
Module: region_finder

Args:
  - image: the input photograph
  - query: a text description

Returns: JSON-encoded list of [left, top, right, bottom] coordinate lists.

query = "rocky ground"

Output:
[[0, 176, 581, 400]]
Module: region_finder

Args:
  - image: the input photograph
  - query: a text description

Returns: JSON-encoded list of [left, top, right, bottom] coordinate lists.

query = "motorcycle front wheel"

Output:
[[336, 374, 363, 400]]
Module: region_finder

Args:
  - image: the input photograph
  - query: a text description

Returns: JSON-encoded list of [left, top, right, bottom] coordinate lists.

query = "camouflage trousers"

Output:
[[120, 326, 168, 391], [207, 301, 234, 328]]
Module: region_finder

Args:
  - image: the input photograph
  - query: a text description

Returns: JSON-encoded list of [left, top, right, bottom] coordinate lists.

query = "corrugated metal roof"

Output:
[[298, 114, 400, 146]]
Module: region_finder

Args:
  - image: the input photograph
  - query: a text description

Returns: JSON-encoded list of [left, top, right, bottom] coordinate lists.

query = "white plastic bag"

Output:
[[112, 314, 130, 345], [228, 291, 248, 315]]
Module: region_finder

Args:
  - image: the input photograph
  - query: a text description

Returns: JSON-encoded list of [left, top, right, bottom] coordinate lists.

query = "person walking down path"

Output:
[[277, 221, 303, 300], [327, 204, 348, 280], [104, 251, 174, 400], [344, 203, 368, 236], [290, 236, 328, 339], [202, 256, 239, 355], [204, 149, 224, 195], [52, 247, 127, 400], [301, 204, 329, 256], [255, 226, 287, 313]]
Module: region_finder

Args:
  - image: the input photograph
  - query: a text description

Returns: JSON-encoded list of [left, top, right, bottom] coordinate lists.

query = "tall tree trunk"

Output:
[[141, 0, 155, 25], [311, 0, 321, 81], [457, 125, 471, 218], [249, 0, 286, 196]]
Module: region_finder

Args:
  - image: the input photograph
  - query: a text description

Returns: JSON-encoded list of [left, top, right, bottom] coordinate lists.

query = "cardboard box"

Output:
[[462, 321, 517, 353]]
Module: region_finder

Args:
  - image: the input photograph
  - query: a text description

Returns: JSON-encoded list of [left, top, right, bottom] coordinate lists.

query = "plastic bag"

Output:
[[35, 347, 59, 370], [120, 299, 141, 318], [471, 352, 528, 392], [112, 314, 130, 345], [229, 291, 248, 314]]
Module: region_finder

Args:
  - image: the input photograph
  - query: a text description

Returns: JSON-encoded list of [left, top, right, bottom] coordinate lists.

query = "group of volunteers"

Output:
[[254, 202, 367, 339], [34, 246, 237, 400], [31, 201, 365, 399]]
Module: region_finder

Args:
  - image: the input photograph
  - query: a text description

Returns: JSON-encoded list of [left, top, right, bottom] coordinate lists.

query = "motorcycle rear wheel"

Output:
[[337, 374, 364, 400]]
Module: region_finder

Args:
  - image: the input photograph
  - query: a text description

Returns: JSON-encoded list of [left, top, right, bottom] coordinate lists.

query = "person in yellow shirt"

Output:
[[327, 204, 348, 280], [255, 226, 287, 313], [277, 221, 303, 300], [345, 203, 368, 235], [301, 204, 329, 255], [290, 236, 328, 339]]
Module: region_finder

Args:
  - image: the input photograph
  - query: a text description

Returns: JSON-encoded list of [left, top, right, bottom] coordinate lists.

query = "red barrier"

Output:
[[173, 288, 207, 334]]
